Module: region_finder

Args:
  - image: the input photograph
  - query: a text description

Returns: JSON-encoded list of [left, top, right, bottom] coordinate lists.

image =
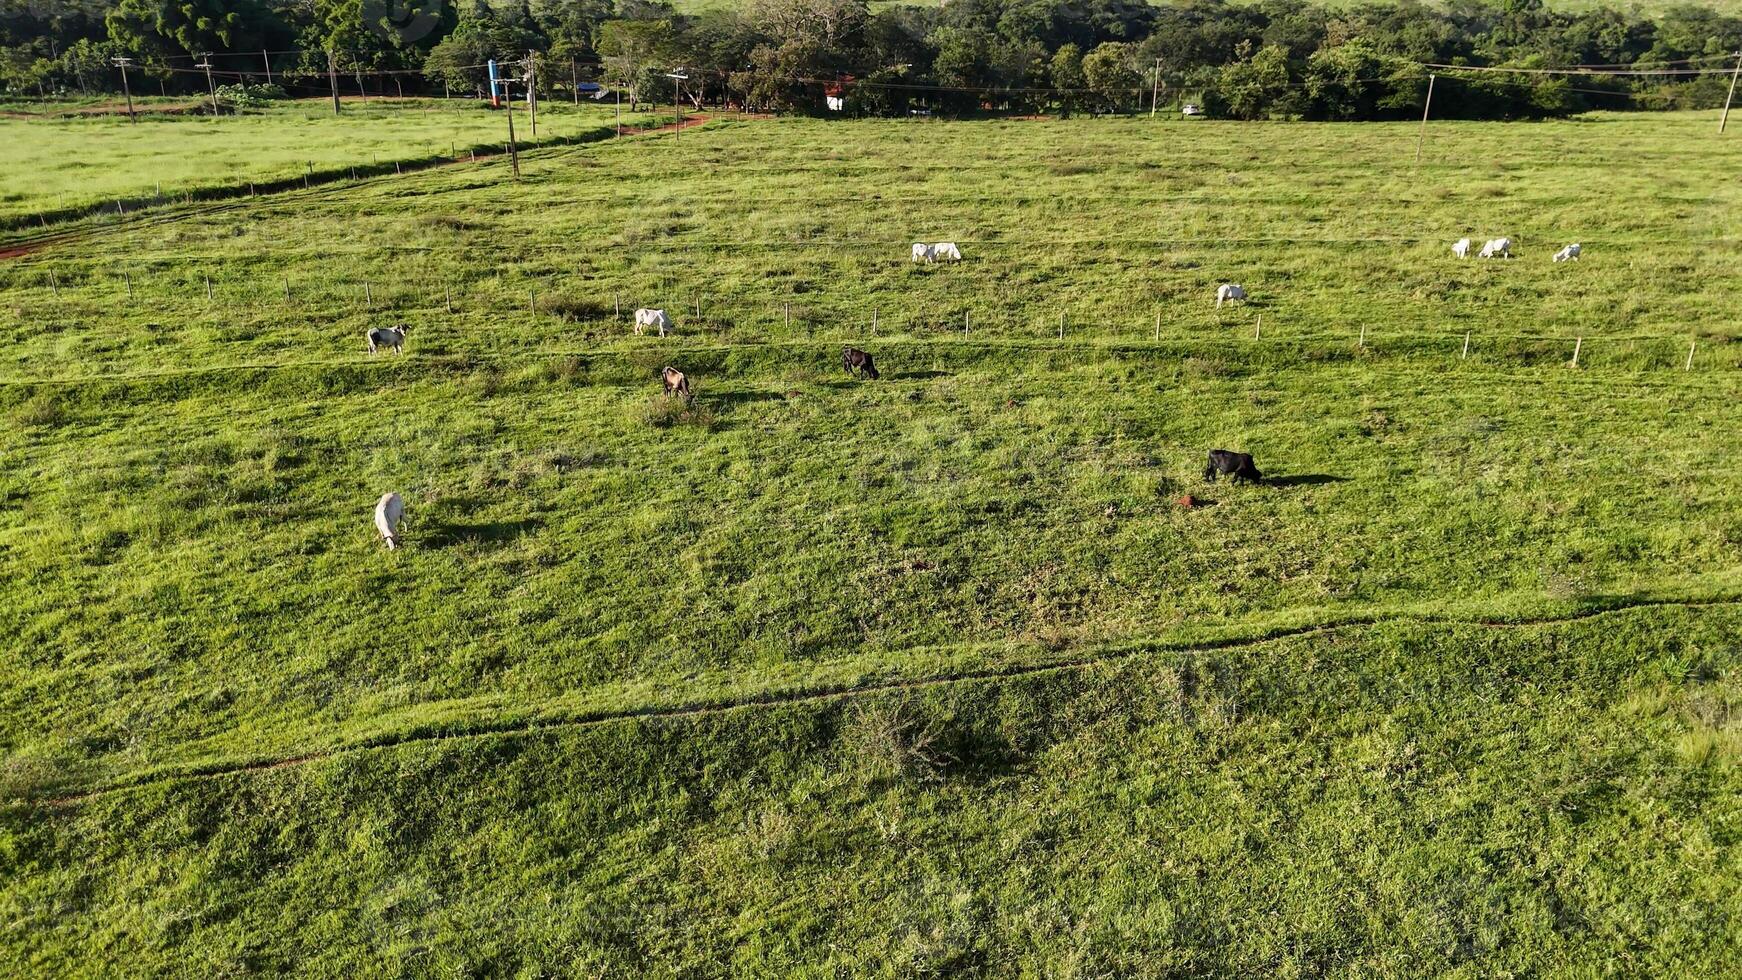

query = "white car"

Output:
[[1181, 103, 1203, 117]]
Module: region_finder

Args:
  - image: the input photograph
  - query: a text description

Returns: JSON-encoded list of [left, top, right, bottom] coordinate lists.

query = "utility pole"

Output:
[[504, 79, 521, 178], [328, 51, 341, 114], [1722, 50, 1742, 133], [1150, 58, 1162, 118], [356, 67, 368, 103], [571, 57, 579, 106], [196, 53, 218, 115], [666, 70, 689, 140], [615, 88, 621, 135], [1416, 73, 1436, 164], [262, 50, 273, 86], [525, 51, 538, 137], [112, 56, 136, 124]]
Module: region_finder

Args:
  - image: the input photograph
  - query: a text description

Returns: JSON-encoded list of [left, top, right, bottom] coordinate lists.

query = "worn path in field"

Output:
[[37, 595, 1742, 809]]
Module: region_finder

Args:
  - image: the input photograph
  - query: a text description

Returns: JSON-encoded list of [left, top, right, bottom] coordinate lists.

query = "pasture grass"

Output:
[[1, 109, 1740, 973], [0, 98, 656, 225]]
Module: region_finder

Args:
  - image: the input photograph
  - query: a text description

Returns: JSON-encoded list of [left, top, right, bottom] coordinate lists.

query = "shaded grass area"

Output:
[[6, 606, 1740, 974]]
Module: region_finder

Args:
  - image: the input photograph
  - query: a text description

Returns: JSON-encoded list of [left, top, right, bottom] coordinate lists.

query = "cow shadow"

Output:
[[421, 517, 542, 549], [1266, 474, 1349, 488], [890, 369, 950, 380]]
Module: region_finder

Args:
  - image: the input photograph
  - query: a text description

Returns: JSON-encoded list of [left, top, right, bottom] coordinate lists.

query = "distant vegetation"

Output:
[[2, 0, 1741, 119]]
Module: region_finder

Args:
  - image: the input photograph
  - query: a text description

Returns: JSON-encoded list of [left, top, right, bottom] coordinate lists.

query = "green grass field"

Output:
[[2, 110, 1740, 974], [0, 98, 656, 226]]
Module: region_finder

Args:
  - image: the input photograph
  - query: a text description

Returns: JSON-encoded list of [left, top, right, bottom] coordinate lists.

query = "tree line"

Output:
[[3, 0, 1740, 120]]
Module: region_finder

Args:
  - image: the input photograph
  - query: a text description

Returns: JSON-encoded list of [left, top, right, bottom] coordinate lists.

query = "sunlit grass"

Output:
[[1, 109, 1739, 974]]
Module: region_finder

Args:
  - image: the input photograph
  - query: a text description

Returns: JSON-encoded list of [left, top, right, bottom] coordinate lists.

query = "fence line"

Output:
[[7, 267, 1736, 344], [0, 270, 1733, 382], [20, 233, 1742, 264], [3, 337, 1735, 400], [0, 110, 679, 237]]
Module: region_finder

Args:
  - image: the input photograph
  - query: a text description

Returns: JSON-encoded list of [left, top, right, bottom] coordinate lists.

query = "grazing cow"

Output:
[[1215, 284, 1247, 309], [910, 242, 936, 264], [1452, 238, 1472, 259], [366, 324, 409, 355], [1204, 449, 1263, 485], [842, 346, 881, 380], [1553, 243, 1581, 263], [635, 308, 671, 337], [932, 242, 962, 263], [1479, 237, 1512, 259], [661, 365, 693, 402], [374, 492, 404, 549]]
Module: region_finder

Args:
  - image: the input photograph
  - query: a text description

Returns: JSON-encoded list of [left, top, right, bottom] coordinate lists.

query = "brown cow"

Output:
[[661, 366, 693, 403]]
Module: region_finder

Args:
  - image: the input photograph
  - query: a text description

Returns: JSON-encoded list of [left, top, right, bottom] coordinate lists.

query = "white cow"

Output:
[[635, 308, 671, 337], [932, 242, 962, 262], [366, 324, 409, 354], [1215, 284, 1247, 309], [1478, 237, 1512, 259], [910, 242, 936, 263], [1451, 238, 1472, 259], [1553, 243, 1581, 262], [375, 492, 404, 550]]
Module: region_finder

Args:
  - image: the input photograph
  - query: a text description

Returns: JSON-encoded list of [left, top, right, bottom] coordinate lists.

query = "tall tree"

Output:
[[107, 0, 266, 59], [597, 17, 672, 110]]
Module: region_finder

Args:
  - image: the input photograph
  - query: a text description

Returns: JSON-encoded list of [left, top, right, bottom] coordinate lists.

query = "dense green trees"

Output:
[[2, 0, 1739, 120]]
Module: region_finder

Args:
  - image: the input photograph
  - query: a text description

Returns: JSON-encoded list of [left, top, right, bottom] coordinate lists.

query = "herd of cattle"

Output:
[[370, 419, 1263, 548], [1450, 237, 1582, 262], [360, 237, 1589, 362], [367, 338, 1264, 548], [360, 234, 1594, 547]]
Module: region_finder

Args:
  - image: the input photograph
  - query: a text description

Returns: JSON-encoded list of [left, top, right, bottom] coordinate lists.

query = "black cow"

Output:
[[842, 346, 881, 380], [1204, 449, 1263, 484]]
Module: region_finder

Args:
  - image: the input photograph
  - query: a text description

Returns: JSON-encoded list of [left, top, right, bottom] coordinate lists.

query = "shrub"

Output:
[[846, 701, 950, 781], [215, 83, 287, 109], [635, 395, 714, 430], [11, 392, 63, 427]]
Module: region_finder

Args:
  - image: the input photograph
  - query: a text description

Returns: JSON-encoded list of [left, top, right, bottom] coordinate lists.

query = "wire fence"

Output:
[[0, 263, 1734, 385]]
